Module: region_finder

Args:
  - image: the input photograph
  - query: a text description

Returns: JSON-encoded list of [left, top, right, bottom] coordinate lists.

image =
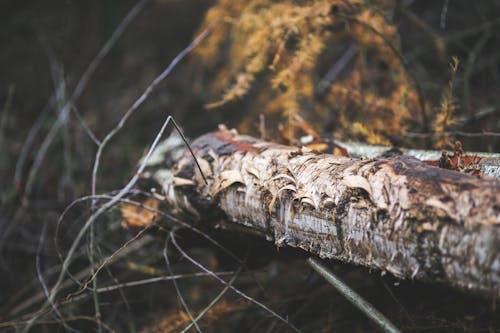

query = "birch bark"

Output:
[[141, 128, 500, 297]]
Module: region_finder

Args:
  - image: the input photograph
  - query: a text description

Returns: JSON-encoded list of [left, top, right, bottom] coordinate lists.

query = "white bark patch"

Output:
[[195, 157, 213, 181], [272, 174, 297, 185], [425, 197, 456, 219], [173, 177, 196, 186], [211, 170, 244, 196], [342, 175, 373, 198], [245, 166, 260, 180]]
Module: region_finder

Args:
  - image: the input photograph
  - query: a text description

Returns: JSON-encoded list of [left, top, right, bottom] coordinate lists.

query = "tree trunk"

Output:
[[140, 128, 500, 298]]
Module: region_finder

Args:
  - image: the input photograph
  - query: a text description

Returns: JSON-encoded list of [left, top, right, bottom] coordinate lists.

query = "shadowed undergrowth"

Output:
[[1, 0, 499, 332]]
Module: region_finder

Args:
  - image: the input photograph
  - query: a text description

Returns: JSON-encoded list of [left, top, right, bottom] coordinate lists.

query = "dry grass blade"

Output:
[[180, 256, 246, 333], [18, 20, 217, 327], [20, 0, 150, 200], [0, 84, 15, 151], [170, 231, 303, 333], [90, 19, 218, 203], [163, 230, 202, 333]]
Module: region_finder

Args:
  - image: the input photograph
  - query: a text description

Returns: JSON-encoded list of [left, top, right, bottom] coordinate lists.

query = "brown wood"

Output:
[[141, 128, 500, 298]]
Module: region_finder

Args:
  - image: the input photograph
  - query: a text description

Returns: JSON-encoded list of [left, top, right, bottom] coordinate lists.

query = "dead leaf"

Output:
[[121, 197, 160, 228]]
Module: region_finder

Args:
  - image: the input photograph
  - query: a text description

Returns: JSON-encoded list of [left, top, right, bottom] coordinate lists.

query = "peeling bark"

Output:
[[141, 128, 500, 298]]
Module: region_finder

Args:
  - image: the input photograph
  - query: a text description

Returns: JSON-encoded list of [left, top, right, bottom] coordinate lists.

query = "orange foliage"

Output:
[[433, 57, 460, 148], [193, 0, 458, 146]]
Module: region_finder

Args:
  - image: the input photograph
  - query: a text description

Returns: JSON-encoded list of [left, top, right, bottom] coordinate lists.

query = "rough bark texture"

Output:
[[142, 128, 500, 298]]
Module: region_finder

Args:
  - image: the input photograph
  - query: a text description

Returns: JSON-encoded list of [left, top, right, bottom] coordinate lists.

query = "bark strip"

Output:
[[142, 128, 500, 297], [336, 140, 500, 178]]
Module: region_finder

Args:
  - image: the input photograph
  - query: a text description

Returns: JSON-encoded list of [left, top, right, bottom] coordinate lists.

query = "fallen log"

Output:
[[139, 127, 500, 298], [336, 140, 500, 179]]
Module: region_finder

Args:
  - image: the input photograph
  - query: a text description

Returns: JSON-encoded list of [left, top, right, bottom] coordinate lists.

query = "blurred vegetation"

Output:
[[0, 0, 499, 332], [191, 0, 500, 149]]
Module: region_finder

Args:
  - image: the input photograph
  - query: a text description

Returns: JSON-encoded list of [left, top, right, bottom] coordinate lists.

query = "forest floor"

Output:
[[1, 1, 500, 332]]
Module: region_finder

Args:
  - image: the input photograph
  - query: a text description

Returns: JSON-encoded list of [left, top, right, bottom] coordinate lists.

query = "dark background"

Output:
[[1, 1, 499, 332]]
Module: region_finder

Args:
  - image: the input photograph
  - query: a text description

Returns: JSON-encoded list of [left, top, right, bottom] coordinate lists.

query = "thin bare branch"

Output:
[[90, 20, 217, 202], [170, 231, 302, 333], [307, 257, 401, 333], [21, 0, 149, 199], [180, 257, 245, 333], [0, 84, 15, 151], [163, 230, 202, 333]]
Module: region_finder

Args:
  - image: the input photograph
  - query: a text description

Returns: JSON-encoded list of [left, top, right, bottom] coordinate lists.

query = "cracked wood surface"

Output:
[[142, 128, 500, 297]]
